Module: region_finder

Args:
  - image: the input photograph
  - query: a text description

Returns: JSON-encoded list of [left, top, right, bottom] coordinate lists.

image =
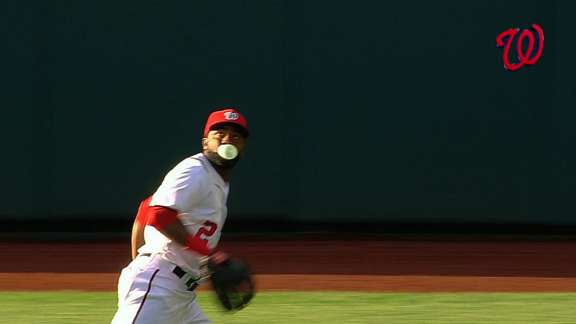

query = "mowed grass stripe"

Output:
[[0, 292, 575, 323]]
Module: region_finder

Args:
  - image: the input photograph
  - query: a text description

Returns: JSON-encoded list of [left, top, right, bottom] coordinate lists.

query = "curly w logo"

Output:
[[496, 24, 544, 71]]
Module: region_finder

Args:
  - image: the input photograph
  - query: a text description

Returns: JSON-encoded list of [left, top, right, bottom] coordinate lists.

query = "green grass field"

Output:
[[0, 291, 575, 323]]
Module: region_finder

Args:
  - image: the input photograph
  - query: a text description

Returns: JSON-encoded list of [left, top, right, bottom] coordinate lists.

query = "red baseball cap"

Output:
[[204, 108, 249, 137]]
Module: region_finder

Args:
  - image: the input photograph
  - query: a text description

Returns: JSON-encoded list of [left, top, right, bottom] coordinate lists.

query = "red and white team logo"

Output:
[[223, 111, 240, 120], [496, 24, 544, 71]]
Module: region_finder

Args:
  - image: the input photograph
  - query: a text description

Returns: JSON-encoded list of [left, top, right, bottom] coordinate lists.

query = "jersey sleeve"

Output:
[[150, 159, 207, 213]]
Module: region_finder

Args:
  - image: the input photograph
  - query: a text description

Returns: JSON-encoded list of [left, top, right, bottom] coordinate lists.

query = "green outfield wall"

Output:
[[2, 1, 575, 225]]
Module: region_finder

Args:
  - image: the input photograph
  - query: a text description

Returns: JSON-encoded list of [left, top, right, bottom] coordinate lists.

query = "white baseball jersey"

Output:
[[138, 153, 229, 277]]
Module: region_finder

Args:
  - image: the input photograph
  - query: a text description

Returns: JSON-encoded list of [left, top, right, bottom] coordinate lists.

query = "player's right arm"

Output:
[[146, 158, 212, 256], [130, 221, 144, 259], [146, 205, 210, 256], [131, 197, 152, 259]]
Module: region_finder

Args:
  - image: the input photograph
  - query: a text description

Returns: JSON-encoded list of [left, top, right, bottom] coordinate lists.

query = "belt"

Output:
[[139, 253, 198, 291], [173, 266, 199, 291]]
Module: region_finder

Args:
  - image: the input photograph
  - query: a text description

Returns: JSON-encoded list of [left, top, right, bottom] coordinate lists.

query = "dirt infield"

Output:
[[1, 236, 576, 292]]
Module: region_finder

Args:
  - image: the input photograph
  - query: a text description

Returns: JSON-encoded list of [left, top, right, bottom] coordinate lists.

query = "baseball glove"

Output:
[[208, 254, 255, 311]]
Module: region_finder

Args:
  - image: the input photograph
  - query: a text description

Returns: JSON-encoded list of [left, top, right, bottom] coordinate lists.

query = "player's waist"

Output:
[[140, 253, 201, 291]]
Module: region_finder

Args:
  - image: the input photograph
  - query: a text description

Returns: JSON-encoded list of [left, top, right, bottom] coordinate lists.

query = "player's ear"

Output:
[[202, 138, 208, 150]]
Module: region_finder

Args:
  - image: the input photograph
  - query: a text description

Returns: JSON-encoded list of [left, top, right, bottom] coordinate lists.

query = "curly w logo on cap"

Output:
[[204, 108, 249, 137]]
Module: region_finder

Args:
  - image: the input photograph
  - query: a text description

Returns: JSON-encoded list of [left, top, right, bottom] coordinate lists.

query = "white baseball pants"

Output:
[[111, 254, 211, 324]]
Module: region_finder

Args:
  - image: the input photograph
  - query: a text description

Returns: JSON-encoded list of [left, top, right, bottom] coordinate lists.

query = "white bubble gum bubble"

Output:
[[217, 144, 238, 160]]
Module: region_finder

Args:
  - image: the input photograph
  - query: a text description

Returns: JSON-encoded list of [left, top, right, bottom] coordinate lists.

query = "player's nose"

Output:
[[221, 132, 232, 144]]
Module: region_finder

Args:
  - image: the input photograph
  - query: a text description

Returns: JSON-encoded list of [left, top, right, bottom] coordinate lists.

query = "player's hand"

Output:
[[210, 250, 229, 265], [199, 250, 229, 280]]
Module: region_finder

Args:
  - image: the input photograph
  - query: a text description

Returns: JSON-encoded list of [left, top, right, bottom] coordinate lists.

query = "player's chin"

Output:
[[206, 151, 241, 169], [217, 158, 241, 169]]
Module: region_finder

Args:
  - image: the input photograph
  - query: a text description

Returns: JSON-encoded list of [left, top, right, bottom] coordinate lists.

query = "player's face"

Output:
[[204, 125, 247, 152], [202, 124, 247, 168]]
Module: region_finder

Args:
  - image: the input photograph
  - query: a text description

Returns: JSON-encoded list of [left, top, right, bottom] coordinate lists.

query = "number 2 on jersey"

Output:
[[194, 220, 218, 241]]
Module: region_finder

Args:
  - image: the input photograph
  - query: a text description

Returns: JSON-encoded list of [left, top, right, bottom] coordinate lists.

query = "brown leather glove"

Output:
[[208, 253, 255, 311]]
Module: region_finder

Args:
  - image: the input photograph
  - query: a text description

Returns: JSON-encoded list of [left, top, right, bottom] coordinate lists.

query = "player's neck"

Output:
[[203, 151, 234, 182], [214, 167, 231, 183], [205, 160, 232, 182]]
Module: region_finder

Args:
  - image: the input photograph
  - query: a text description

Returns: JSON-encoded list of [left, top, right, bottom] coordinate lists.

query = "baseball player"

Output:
[[111, 108, 250, 324]]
